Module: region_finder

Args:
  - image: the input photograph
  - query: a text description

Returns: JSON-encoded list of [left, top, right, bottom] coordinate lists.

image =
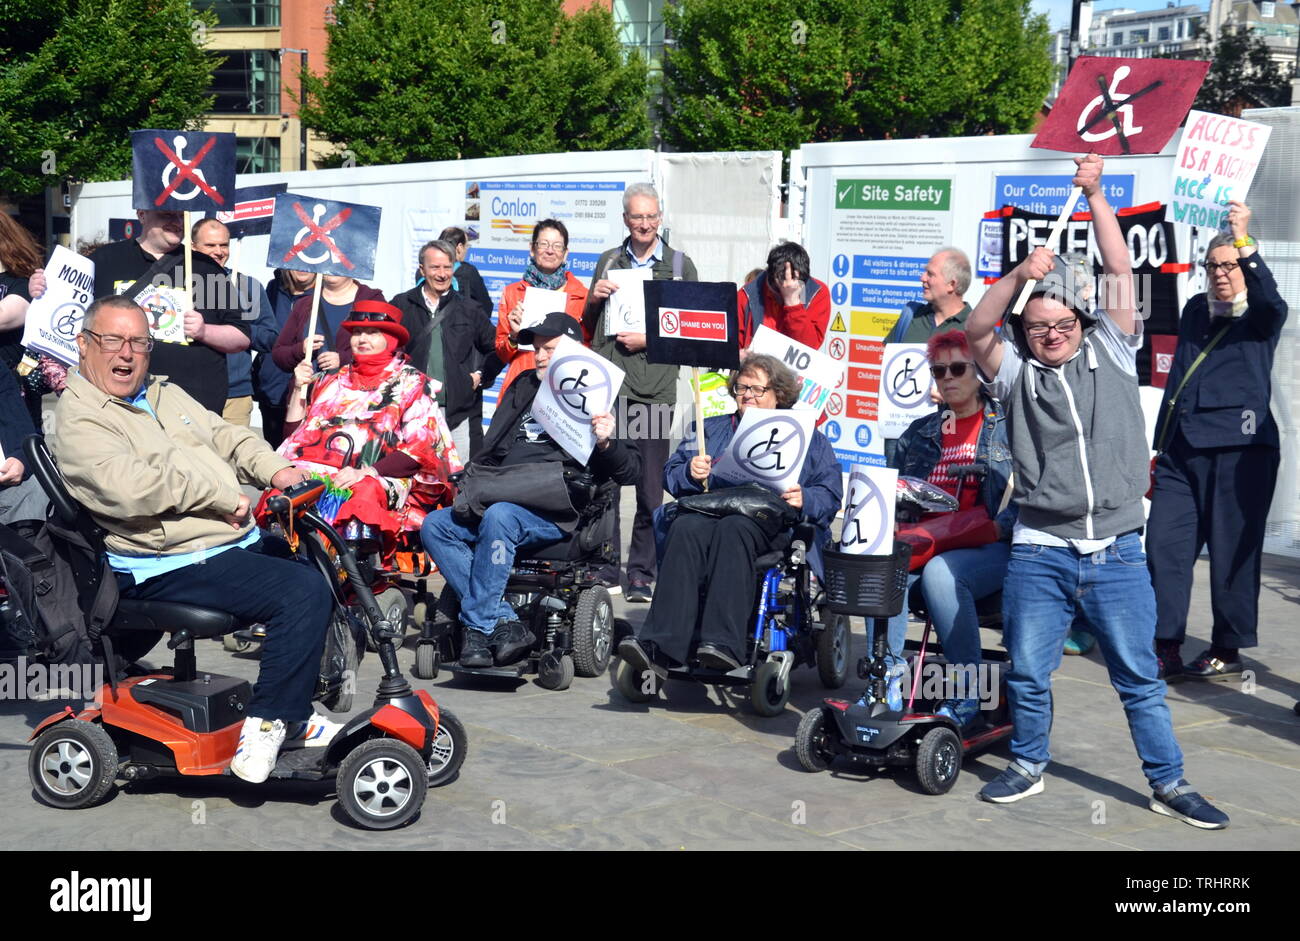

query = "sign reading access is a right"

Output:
[[1167, 110, 1272, 230]]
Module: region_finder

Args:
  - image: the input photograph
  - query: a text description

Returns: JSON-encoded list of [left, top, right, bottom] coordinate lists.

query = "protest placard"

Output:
[[748, 324, 844, 417], [266, 193, 383, 282], [21, 245, 94, 366], [132, 283, 189, 345], [530, 336, 626, 464], [604, 267, 652, 335], [209, 182, 288, 238], [1167, 110, 1272, 230], [876, 343, 934, 437], [839, 465, 898, 557], [132, 130, 237, 212], [645, 280, 739, 371], [710, 407, 816, 494]]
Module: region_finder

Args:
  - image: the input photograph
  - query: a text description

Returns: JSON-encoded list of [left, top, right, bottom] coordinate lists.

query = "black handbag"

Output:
[[677, 483, 798, 540]]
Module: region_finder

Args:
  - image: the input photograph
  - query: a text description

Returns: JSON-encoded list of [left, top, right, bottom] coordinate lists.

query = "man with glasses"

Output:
[[52, 295, 337, 783], [91, 209, 249, 415], [583, 183, 698, 602], [1147, 201, 1288, 682], [965, 154, 1228, 829]]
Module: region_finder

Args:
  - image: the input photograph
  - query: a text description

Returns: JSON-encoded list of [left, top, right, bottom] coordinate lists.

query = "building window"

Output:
[[1261, 1, 1275, 18], [1157, 26, 1171, 41], [236, 137, 280, 174], [211, 50, 281, 115], [1130, 29, 1149, 43], [1178, 19, 1185, 38], [198, 1, 280, 28], [1113, 31, 1124, 46], [614, 0, 666, 71]]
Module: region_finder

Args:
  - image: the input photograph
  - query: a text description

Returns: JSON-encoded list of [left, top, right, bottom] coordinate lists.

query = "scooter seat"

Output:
[[112, 599, 236, 640]]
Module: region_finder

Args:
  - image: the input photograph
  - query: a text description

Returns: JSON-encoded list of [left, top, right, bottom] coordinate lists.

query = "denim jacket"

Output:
[[890, 394, 1017, 538]]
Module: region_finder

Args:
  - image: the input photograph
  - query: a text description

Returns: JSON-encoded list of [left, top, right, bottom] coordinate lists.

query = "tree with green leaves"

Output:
[[299, 0, 650, 167], [0, 0, 219, 199], [661, 0, 1055, 153], [1157, 22, 1292, 114]]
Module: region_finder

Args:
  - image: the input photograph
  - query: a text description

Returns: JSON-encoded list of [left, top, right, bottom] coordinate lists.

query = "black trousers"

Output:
[[635, 512, 775, 665], [610, 400, 672, 585], [1147, 432, 1280, 650], [257, 398, 288, 449]]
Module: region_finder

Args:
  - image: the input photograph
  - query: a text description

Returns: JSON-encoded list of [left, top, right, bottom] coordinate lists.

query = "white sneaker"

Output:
[[230, 717, 287, 783], [283, 713, 347, 749]]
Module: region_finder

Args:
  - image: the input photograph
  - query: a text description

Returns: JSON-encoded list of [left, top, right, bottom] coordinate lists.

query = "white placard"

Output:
[[748, 324, 845, 417], [710, 407, 816, 494], [877, 343, 933, 438], [22, 245, 94, 366], [516, 286, 569, 351], [604, 267, 652, 335], [531, 335, 625, 464], [840, 465, 897, 557], [1168, 110, 1272, 230]]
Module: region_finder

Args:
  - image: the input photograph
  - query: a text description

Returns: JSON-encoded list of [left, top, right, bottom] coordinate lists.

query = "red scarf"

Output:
[[348, 335, 398, 389]]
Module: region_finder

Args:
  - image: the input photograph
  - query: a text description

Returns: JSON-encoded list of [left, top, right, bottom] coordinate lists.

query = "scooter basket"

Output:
[[822, 542, 912, 618]]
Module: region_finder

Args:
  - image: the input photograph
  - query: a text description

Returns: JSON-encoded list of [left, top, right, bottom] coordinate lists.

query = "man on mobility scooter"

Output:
[[49, 296, 335, 783], [966, 154, 1227, 828], [419, 312, 640, 669]]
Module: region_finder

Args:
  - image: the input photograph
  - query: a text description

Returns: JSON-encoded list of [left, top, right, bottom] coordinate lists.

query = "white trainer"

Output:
[[283, 713, 347, 749], [230, 717, 287, 783]]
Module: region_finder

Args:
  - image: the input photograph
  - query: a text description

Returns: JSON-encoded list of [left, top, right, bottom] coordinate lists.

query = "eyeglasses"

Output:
[[1204, 261, 1240, 274], [1024, 317, 1079, 339], [534, 240, 567, 252], [734, 382, 771, 398], [625, 213, 661, 223], [84, 330, 153, 353], [930, 362, 973, 379]]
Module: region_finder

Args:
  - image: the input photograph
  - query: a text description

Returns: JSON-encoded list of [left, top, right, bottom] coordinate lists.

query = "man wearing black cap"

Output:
[[420, 312, 641, 667], [964, 154, 1227, 830]]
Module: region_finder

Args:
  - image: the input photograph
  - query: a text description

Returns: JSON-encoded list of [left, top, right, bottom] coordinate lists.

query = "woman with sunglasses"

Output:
[[876, 329, 1017, 725], [618, 354, 842, 676], [495, 219, 589, 397], [277, 300, 461, 554]]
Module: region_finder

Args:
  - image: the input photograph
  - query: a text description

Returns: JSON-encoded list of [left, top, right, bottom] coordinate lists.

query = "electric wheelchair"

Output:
[[411, 474, 627, 690], [613, 520, 851, 716]]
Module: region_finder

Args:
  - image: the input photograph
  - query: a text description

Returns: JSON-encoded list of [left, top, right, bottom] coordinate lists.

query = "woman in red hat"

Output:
[[278, 300, 462, 550]]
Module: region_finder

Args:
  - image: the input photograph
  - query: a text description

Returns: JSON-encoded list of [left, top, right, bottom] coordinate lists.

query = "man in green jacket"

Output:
[[583, 183, 698, 603], [52, 295, 337, 784]]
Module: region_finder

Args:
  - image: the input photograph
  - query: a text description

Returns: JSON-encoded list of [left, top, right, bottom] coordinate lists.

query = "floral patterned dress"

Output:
[[277, 355, 462, 541]]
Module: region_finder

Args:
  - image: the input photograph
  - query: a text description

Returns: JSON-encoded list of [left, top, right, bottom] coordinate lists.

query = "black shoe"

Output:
[[459, 627, 493, 668], [695, 643, 741, 672], [1184, 648, 1242, 680], [618, 637, 666, 677], [491, 619, 536, 666], [1155, 642, 1184, 682], [626, 581, 652, 604]]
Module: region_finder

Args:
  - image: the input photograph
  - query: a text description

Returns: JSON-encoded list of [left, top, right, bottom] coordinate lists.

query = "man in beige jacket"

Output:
[[52, 295, 337, 783]]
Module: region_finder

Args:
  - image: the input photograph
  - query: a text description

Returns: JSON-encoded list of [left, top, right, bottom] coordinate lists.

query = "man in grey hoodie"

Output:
[[965, 154, 1227, 829]]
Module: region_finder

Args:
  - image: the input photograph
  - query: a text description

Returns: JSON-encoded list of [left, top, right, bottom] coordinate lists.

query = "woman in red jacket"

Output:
[[495, 219, 589, 396], [737, 241, 830, 351]]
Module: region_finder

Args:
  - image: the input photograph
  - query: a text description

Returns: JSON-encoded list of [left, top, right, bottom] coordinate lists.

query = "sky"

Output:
[[1031, 0, 1205, 31]]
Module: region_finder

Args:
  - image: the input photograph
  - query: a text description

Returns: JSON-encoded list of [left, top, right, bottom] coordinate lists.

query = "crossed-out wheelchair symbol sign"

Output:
[[285, 202, 355, 269], [731, 414, 806, 483], [883, 348, 929, 410], [548, 354, 613, 423], [841, 473, 888, 554], [52, 303, 84, 340], [1075, 66, 1162, 155], [155, 135, 222, 205]]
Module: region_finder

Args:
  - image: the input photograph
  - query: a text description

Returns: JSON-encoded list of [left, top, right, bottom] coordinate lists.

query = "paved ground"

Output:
[[3, 494, 1298, 851]]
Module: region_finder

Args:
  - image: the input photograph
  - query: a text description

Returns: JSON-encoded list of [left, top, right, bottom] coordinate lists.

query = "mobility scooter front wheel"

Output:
[[29, 720, 120, 810], [426, 709, 467, 786], [337, 739, 428, 830], [794, 707, 836, 772], [914, 725, 962, 795]]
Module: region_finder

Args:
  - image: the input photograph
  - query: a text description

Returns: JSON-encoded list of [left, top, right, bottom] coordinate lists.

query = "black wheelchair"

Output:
[[613, 521, 851, 716], [411, 476, 626, 690]]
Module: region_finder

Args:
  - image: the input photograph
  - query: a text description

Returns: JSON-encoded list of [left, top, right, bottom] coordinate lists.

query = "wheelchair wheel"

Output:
[[794, 707, 836, 773], [369, 588, 411, 652], [29, 720, 119, 810], [816, 609, 851, 689], [337, 739, 427, 830], [413, 641, 439, 680], [571, 586, 614, 677], [537, 652, 574, 691], [221, 633, 254, 654], [321, 612, 360, 713], [915, 726, 962, 795], [750, 660, 790, 717], [614, 658, 658, 703]]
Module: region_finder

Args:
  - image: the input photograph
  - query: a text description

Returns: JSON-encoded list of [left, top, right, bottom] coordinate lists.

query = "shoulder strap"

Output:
[[118, 250, 184, 305], [1154, 321, 1233, 453]]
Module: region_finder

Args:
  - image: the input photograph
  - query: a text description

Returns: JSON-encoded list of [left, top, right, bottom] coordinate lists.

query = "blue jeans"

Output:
[[420, 504, 565, 633], [879, 542, 1010, 672], [1001, 532, 1183, 788]]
